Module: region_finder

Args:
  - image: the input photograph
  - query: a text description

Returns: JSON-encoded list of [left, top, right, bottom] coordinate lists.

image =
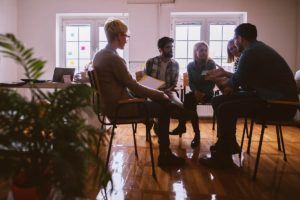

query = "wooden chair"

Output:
[[88, 70, 156, 178], [239, 71, 300, 179]]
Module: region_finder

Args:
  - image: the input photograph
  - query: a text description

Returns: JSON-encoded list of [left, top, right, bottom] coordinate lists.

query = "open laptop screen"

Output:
[[52, 68, 75, 82]]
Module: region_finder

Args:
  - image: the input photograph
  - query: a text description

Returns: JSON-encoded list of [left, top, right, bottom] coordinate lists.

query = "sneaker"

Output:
[[158, 150, 185, 167], [199, 153, 234, 169], [170, 125, 186, 136]]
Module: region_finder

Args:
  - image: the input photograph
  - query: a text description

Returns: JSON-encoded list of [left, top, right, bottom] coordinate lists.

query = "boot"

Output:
[[191, 132, 200, 148]]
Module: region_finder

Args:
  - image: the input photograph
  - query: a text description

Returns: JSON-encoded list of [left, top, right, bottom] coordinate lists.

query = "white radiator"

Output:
[[197, 105, 214, 117]]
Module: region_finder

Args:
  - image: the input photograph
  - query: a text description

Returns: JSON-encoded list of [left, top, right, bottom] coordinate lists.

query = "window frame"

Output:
[[171, 12, 246, 73], [56, 14, 129, 71]]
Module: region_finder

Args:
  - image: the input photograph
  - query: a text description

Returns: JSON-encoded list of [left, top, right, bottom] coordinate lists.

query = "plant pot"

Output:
[[11, 185, 39, 200]]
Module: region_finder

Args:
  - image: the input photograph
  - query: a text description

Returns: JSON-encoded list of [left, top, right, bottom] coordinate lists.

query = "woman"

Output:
[[205, 39, 242, 94], [171, 41, 216, 148]]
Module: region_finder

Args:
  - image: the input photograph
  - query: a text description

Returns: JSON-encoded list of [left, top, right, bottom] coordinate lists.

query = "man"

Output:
[[145, 37, 179, 93], [201, 23, 298, 168], [92, 19, 185, 167], [144, 37, 195, 136], [144, 37, 182, 107]]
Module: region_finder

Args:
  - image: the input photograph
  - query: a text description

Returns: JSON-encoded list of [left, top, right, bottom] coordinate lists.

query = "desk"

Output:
[[0, 82, 75, 89]]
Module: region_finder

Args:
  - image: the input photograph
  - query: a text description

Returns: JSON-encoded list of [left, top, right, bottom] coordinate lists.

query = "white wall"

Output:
[[13, 0, 300, 79], [296, 0, 300, 71], [0, 0, 18, 82]]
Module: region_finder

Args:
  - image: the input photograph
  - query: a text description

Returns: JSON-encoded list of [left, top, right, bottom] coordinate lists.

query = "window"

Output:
[[171, 12, 245, 74], [57, 14, 128, 73]]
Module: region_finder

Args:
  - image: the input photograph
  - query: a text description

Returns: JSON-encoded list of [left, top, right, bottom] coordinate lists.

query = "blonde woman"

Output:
[[171, 41, 216, 148], [93, 18, 185, 167]]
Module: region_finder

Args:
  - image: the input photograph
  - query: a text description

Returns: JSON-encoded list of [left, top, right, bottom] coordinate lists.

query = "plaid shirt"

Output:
[[144, 56, 179, 90]]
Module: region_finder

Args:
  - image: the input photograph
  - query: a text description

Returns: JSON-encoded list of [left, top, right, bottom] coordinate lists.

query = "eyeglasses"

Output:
[[121, 33, 130, 38]]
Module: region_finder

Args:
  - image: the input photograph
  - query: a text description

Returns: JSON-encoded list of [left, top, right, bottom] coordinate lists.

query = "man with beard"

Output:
[[144, 37, 180, 101], [144, 37, 186, 135], [200, 23, 298, 168]]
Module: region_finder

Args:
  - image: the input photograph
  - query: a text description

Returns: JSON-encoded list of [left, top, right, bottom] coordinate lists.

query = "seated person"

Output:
[[201, 23, 298, 168], [172, 41, 216, 148], [144, 36, 182, 108], [93, 18, 185, 167], [206, 38, 242, 89]]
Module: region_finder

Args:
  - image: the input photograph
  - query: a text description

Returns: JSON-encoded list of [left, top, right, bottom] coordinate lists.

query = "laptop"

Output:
[[52, 68, 75, 83]]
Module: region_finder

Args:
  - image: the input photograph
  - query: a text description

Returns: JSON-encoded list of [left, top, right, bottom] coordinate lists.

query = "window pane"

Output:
[[99, 26, 107, 42], [210, 41, 222, 59], [79, 42, 90, 59], [176, 59, 188, 74], [79, 59, 90, 71], [117, 49, 124, 57], [210, 25, 222, 40], [66, 42, 78, 59], [66, 26, 78, 41], [79, 26, 91, 41], [222, 41, 228, 59], [188, 25, 201, 40], [175, 41, 187, 58], [99, 41, 107, 50], [176, 25, 188, 40], [223, 25, 236, 40], [66, 59, 78, 68], [188, 41, 198, 59]]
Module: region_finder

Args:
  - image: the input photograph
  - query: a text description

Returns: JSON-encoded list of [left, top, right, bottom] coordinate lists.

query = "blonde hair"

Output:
[[227, 39, 235, 63], [104, 18, 128, 43], [193, 41, 209, 61]]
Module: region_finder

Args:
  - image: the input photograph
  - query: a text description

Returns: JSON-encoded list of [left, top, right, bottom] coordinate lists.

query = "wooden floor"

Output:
[[94, 119, 300, 200]]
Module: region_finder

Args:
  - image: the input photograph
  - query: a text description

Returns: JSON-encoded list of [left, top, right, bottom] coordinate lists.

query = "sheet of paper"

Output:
[[138, 75, 165, 89]]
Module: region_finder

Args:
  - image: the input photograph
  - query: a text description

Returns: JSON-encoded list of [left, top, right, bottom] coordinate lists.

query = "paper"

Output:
[[138, 75, 165, 89]]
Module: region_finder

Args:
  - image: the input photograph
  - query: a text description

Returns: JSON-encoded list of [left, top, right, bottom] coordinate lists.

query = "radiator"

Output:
[[197, 105, 214, 117]]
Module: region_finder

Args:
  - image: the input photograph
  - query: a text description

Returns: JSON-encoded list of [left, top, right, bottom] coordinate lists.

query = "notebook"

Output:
[[138, 75, 165, 89], [52, 68, 75, 83]]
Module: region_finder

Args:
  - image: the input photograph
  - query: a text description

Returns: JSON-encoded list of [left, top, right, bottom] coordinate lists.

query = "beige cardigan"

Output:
[[93, 47, 165, 117]]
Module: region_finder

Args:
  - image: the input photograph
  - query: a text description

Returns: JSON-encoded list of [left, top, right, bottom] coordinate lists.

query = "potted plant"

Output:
[[0, 33, 111, 199]]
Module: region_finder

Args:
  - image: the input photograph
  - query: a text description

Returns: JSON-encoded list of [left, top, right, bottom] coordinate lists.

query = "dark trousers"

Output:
[[143, 100, 171, 152], [212, 92, 296, 152]]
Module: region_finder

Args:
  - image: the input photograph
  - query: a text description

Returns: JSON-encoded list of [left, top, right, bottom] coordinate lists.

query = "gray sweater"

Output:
[[93, 45, 165, 117]]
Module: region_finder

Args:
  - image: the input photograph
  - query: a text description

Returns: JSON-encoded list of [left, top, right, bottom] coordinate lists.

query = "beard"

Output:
[[163, 51, 173, 58]]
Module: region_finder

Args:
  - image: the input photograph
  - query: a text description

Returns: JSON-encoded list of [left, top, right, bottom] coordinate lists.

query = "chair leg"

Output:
[[279, 125, 287, 161], [146, 122, 156, 179], [247, 119, 254, 154], [212, 111, 216, 130], [132, 123, 138, 158], [243, 117, 249, 138], [276, 125, 282, 151], [253, 123, 266, 180], [105, 125, 116, 171]]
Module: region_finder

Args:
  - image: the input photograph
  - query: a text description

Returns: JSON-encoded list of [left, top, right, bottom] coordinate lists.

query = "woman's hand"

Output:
[[205, 68, 226, 81]]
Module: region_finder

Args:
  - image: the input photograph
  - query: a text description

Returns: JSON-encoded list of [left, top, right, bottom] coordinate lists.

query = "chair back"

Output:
[[88, 70, 102, 113], [183, 72, 189, 87], [135, 70, 144, 81]]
